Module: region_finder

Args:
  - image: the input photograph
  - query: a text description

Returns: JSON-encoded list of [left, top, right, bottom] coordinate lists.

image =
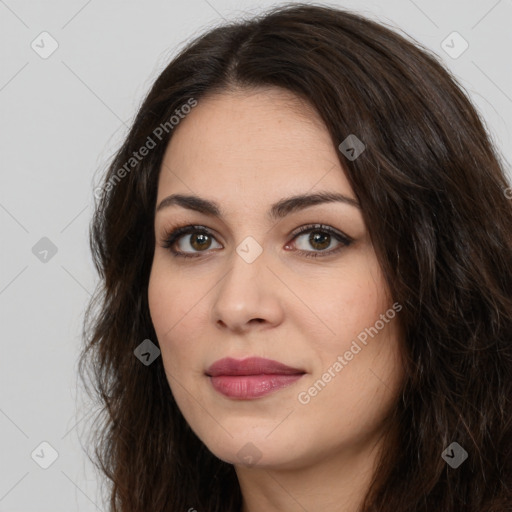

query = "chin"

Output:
[[200, 432, 305, 470]]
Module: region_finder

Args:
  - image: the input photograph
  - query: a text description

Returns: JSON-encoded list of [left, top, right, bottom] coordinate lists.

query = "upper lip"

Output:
[[206, 357, 305, 377]]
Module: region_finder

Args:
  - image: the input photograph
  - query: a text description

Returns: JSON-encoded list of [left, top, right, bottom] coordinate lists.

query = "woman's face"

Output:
[[148, 87, 404, 470]]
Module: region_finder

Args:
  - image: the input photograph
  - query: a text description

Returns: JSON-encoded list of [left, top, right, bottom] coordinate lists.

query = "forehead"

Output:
[[157, 88, 353, 206]]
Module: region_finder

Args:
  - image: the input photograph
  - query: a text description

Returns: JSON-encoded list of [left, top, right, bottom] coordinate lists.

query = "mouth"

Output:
[[205, 357, 306, 400], [205, 356, 305, 377]]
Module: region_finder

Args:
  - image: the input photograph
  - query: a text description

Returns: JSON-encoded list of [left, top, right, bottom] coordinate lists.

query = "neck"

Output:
[[235, 432, 387, 512]]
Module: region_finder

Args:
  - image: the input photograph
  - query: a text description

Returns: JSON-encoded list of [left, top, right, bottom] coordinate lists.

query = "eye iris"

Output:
[[190, 233, 211, 251], [309, 231, 330, 250]]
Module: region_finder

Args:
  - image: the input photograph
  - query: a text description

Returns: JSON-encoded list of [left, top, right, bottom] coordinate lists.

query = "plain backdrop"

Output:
[[1, 0, 511, 510]]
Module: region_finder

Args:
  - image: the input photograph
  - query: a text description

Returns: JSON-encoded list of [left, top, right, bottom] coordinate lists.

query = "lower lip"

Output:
[[209, 373, 305, 399]]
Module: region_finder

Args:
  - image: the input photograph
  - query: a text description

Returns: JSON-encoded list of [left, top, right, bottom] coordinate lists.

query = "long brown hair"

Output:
[[79, 4, 512, 511]]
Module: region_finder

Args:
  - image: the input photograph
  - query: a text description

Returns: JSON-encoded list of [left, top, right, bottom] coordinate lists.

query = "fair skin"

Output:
[[148, 87, 404, 512]]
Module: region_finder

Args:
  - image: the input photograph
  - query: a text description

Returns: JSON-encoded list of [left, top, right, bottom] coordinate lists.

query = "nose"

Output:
[[211, 244, 285, 333]]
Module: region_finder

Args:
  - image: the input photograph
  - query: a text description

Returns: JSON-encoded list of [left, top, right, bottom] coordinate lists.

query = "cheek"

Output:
[[148, 261, 186, 364], [291, 251, 388, 353], [148, 266, 212, 433], [148, 259, 211, 374], [148, 256, 194, 333], [296, 314, 403, 441]]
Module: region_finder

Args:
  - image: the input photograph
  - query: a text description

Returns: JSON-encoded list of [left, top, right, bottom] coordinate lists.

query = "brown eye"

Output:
[[288, 224, 353, 259], [308, 231, 331, 250], [162, 226, 222, 257], [175, 231, 221, 253], [162, 223, 352, 260], [294, 229, 340, 253], [189, 233, 212, 251]]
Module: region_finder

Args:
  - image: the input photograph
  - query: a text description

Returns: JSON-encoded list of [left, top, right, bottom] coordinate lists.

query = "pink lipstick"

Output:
[[205, 357, 306, 400]]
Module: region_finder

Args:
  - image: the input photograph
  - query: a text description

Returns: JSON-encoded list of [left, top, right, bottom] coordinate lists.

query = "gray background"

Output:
[[1, 0, 511, 510]]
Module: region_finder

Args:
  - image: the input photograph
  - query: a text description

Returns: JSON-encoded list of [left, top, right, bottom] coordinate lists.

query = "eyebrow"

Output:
[[155, 191, 360, 221]]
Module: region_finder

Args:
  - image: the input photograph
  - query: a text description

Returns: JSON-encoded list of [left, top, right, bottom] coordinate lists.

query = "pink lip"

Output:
[[205, 357, 306, 400]]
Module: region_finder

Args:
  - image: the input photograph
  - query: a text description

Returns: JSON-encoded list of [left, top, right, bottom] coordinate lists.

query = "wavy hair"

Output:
[[79, 4, 512, 511]]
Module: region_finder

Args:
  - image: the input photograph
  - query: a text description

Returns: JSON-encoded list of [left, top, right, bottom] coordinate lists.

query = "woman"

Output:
[[80, 4, 512, 511]]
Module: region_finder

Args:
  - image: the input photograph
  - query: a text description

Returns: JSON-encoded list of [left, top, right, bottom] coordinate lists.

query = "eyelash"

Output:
[[160, 223, 353, 259]]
